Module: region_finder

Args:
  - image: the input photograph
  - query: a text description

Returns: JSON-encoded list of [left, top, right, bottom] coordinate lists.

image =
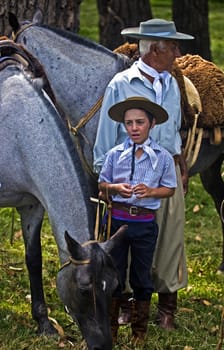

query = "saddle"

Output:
[[0, 37, 67, 123]]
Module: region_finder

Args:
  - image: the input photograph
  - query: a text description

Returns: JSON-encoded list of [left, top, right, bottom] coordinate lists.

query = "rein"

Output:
[[13, 23, 99, 179], [67, 96, 103, 181]]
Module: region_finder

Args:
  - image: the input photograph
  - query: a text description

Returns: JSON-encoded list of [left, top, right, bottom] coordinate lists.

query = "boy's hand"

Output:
[[117, 183, 133, 198], [132, 183, 149, 198]]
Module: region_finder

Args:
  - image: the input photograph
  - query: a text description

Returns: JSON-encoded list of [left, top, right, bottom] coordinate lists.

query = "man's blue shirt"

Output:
[[93, 61, 182, 173]]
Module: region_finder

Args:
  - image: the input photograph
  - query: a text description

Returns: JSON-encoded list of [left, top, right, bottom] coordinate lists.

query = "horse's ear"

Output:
[[32, 8, 44, 24], [64, 231, 85, 260], [100, 225, 127, 254], [8, 12, 20, 32]]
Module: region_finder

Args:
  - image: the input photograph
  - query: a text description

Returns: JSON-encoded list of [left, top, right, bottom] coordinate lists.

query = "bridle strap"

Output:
[[12, 23, 34, 42], [59, 240, 98, 270]]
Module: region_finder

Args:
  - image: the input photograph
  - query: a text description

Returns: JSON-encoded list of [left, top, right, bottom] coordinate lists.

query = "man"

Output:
[[93, 18, 194, 330], [98, 96, 177, 343]]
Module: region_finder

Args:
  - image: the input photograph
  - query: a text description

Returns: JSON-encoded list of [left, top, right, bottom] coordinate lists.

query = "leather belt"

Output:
[[173, 155, 180, 165], [112, 202, 155, 216]]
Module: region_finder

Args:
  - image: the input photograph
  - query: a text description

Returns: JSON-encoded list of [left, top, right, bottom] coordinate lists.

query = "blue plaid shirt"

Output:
[[98, 136, 177, 210]]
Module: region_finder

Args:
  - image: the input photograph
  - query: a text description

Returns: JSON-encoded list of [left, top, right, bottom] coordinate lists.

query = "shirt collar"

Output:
[[127, 61, 144, 83], [128, 59, 172, 91]]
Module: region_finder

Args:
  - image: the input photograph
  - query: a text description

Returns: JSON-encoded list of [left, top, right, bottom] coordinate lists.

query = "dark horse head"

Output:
[[57, 226, 127, 350]]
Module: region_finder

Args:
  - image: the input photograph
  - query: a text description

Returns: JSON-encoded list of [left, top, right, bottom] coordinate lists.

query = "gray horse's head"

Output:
[[56, 225, 127, 350]]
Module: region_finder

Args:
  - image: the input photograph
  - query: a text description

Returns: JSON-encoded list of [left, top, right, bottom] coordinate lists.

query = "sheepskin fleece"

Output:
[[114, 43, 224, 129]]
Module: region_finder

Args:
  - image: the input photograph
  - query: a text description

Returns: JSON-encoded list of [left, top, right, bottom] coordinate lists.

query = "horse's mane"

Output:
[[42, 24, 118, 58], [37, 25, 131, 72]]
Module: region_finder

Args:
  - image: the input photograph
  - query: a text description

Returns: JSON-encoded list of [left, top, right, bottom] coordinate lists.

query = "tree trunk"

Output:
[[172, 0, 211, 60], [0, 0, 82, 36], [97, 0, 152, 50]]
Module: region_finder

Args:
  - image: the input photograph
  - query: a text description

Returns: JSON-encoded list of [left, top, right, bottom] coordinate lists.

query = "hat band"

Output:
[[141, 31, 173, 36]]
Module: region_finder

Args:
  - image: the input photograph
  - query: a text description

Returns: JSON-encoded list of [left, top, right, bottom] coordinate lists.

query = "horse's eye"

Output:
[[64, 305, 70, 314]]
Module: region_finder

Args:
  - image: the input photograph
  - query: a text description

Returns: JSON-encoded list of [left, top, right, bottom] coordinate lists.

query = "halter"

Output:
[[59, 240, 98, 271], [59, 240, 99, 315]]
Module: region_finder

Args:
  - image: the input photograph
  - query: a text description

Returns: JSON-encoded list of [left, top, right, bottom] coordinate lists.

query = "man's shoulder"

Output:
[[151, 139, 173, 158], [106, 142, 124, 155], [109, 62, 139, 85], [109, 67, 130, 83]]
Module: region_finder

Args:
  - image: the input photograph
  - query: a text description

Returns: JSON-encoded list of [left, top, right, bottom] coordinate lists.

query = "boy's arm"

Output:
[[99, 182, 133, 198]]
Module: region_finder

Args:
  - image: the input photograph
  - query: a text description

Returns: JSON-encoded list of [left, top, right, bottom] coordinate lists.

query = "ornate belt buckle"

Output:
[[129, 206, 138, 216]]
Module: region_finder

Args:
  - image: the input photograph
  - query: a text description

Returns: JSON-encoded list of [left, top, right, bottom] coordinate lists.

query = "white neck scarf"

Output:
[[118, 138, 158, 170], [137, 58, 171, 104]]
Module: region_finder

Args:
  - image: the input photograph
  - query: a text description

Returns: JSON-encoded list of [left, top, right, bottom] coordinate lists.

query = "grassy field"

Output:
[[0, 1, 223, 349]]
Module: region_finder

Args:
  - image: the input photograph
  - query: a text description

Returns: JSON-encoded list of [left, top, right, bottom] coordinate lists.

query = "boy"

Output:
[[98, 96, 177, 344]]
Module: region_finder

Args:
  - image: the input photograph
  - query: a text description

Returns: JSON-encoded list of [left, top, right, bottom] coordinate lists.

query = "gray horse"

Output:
[[8, 10, 224, 273], [0, 44, 127, 350]]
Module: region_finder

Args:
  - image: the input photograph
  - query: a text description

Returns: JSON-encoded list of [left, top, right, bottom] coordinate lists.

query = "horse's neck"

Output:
[[1, 69, 92, 257]]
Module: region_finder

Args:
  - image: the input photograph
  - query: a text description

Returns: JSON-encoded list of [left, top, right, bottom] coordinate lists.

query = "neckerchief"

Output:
[[118, 138, 158, 170], [137, 58, 171, 104]]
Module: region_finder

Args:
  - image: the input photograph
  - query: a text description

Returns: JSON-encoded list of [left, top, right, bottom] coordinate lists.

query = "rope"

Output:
[[216, 307, 224, 350], [189, 127, 203, 168], [68, 96, 103, 180], [94, 198, 101, 240], [220, 200, 224, 224], [183, 76, 203, 169], [106, 187, 112, 241], [69, 96, 103, 135]]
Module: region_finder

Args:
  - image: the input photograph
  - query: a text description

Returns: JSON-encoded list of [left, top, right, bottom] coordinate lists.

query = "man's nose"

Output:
[[175, 46, 181, 58]]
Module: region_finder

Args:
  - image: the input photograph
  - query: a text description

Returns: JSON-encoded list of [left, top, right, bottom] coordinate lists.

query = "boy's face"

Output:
[[124, 108, 154, 144]]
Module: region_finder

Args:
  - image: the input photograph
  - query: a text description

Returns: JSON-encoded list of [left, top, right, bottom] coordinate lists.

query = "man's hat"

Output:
[[121, 18, 194, 41], [108, 97, 168, 124]]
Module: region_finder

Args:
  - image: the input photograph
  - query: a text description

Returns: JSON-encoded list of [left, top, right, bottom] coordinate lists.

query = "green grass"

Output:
[[0, 1, 224, 349], [0, 185, 223, 350]]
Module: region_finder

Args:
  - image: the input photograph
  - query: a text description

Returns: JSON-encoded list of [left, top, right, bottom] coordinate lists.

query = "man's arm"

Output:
[[93, 87, 119, 173], [179, 152, 189, 196]]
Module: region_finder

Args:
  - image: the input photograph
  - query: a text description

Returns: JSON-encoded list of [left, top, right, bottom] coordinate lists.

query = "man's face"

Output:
[[156, 40, 181, 72]]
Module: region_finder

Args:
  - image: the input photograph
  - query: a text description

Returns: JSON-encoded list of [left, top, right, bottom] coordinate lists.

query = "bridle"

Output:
[[11, 22, 34, 42], [59, 240, 99, 314], [59, 240, 98, 270]]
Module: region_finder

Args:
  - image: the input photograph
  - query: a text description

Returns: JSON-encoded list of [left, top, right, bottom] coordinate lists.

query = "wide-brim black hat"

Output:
[[121, 18, 194, 41], [108, 97, 168, 124]]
